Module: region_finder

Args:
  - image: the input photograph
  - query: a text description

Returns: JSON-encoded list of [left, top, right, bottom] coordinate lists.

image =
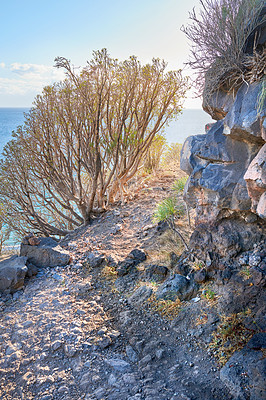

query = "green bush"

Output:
[[153, 197, 185, 223]]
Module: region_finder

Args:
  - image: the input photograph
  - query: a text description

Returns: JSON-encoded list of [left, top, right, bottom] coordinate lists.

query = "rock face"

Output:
[[20, 237, 70, 268], [180, 77, 266, 266], [0, 256, 28, 293], [180, 27, 266, 400], [181, 79, 265, 227]]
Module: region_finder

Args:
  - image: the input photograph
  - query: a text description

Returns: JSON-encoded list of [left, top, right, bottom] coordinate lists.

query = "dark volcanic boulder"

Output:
[[20, 237, 70, 268], [181, 79, 265, 226], [116, 248, 146, 277], [220, 338, 266, 400], [156, 274, 198, 301], [0, 255, 28, 293]]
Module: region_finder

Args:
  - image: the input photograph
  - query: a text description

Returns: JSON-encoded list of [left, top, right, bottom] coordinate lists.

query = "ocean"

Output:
[[0, 107, 213, 154], [0, 108, 29, 154]]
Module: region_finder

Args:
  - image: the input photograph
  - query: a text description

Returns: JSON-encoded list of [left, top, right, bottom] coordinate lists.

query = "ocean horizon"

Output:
[[0, 107, 213, 155]]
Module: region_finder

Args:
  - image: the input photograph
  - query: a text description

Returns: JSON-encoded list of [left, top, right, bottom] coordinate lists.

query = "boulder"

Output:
[[220, 341, 266, 400], [156, 274, 198, 301], [116, 248, 146, 276], [0, 255, 28, 293], [181, 79, 265, 225], [20, 237, 70, 268]]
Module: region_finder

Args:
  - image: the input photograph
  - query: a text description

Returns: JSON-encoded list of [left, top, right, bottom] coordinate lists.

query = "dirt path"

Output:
[[0, 172, 233, 400]]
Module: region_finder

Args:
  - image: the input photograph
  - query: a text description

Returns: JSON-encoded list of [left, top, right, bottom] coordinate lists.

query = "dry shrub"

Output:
[[161, 143, 183, 172], [143, 133, 167, 173], [182, 0, 265, 97]]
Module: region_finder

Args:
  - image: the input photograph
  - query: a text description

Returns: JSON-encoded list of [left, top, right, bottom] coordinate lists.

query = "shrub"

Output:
[[182, 0, 265, 96], [172, 176, 188, 193], [162, 143, 183, 167], [143, 133, 167, 173], [0, 50, 189, 237], [153, 196, 188, 250], [153, 197, 185, 222]]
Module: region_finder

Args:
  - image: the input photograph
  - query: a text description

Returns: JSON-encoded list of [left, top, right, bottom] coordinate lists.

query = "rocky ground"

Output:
[[0, 171, 264, 400]]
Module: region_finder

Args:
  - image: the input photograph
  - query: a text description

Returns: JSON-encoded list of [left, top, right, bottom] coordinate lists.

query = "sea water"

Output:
[[0, 107, 212, 154], [0, 108, 29, 153]]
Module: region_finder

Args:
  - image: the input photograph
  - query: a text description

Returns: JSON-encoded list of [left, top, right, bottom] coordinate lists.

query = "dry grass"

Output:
[[101, 265, 118, 282], [147, 293, 182, 320], [146, 229, 186, 267], [209, 310, 254, 366]]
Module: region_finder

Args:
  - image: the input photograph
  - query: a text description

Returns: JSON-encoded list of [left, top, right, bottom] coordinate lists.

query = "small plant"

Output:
[[195, 312, 208, 326], [209, 310, 254, 366], [153, 197, 185, 222], [202, 288, 216, 301], [147, 293, 181, 320], [153, 197, 188, 250], [239, 266, 252, 280], [172, 176, 188, 193], [101, 265, 117, 281], [192, 261, 205, 271]]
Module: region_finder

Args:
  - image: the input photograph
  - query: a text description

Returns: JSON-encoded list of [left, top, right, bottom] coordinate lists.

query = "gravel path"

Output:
[[0, 173, 233, 400]]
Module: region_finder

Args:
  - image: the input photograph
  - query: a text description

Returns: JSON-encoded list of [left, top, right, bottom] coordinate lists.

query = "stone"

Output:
[[20, 237, 70, 268], [28, 236, 41, 246], [246, 333, 266, 350], [128, 285, 153, 306], [105, 358, 131, 372], [193, 268, 207, 283], [139, 354, 152, 366], [26, 262, 38, 277], [126, 345, 138, 362], [80, 372, 91, 391], [0, 255, 28, 293], [97, 335, 112, 349], [117, 248, 146, 276], [85, 252, 106, 268], [145, 265, 169, 281], [122, 373, 137, 384], [93, 387, 106, 399], [220, 345, 266, 400], [156, 274, 198, 301]]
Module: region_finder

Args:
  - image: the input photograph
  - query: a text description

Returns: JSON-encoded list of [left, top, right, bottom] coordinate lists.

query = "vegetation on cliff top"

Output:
[[182, 0, 265, 99]]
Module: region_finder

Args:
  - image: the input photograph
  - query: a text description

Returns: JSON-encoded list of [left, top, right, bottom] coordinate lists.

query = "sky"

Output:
[[0, 0, 203, 108]]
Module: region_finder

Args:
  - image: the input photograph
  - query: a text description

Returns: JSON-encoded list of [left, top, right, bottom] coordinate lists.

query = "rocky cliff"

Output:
[[181, 77, 265, 261], [180, 30, 266, 400]]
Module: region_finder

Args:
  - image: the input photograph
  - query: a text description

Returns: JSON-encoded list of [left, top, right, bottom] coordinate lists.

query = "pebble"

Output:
[[105, 358, 131, 372]]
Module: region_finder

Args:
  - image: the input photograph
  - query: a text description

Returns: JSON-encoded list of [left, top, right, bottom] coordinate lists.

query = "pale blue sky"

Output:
[[0, 0, 202, 108]]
